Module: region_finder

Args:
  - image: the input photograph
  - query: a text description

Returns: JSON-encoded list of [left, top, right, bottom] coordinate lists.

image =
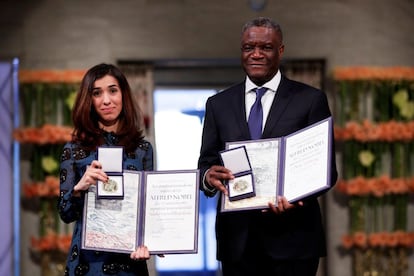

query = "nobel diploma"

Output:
[[221, 117, 333, 212]]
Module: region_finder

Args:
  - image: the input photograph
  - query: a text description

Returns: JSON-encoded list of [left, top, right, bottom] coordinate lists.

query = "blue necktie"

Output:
[[248, 87, 267, 140]]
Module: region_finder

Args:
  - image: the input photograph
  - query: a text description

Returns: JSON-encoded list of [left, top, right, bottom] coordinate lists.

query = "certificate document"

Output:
[[142, 171, 199, 254], [281, 117, 332, 202], [82, 170, 199, 254], [222, 138, 279, 211], [221, 117, 333, 212]]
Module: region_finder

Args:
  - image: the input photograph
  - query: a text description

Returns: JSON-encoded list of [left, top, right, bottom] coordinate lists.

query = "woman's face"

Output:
[[92, 75, 123, 132]]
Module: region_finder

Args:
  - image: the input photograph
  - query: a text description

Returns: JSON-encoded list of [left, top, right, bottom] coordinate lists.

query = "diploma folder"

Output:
[[221, 117, 333, 212], [82, 170, 200, 254]]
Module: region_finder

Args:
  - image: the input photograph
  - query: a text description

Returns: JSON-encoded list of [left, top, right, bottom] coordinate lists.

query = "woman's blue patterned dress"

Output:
[[58, 132, 153, 275]]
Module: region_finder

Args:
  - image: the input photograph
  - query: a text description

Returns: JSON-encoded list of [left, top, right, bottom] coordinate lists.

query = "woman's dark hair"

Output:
[[71, 63, 145, 152]]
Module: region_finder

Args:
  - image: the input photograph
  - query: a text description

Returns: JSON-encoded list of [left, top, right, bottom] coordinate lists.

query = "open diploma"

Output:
[[82, 170, 199, 254], [222, 117, 333, 212]]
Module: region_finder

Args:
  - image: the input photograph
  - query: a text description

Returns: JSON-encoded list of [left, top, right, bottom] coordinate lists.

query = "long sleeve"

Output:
[[57, 143, 90, 224], [198, 98, 221, 197]]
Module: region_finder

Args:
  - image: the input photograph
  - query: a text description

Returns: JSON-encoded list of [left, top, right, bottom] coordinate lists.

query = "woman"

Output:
[[58, 63, 153, 275]]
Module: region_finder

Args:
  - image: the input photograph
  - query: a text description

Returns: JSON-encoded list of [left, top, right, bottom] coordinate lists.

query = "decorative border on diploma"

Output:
[[82, 170, 141, 253], [141, 170, 200, 254], [82, 169, 200, 254]]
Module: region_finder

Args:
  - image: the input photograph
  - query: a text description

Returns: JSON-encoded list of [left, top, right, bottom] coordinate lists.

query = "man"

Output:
[[198, 17, 338, 276]]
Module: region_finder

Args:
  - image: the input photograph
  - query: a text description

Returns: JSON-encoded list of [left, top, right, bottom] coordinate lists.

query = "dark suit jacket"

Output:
[[198, 75, 338, 262]]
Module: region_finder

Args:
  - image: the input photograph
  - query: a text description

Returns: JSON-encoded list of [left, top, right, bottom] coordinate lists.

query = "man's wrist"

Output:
[[204, 179, 215, 191], [202, 169, 217, 194]]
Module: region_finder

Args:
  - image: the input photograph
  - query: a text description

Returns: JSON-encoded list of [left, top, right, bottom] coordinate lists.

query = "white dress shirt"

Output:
[[202, 71, 282, 193], [245, 70, 282, 131]]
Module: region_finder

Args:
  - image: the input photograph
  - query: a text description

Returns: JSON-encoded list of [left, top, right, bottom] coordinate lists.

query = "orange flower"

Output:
[[37, 182, 50, 197], [368, 232, 384, 247], [335, 120, 414, 142], [19, 69, 86, 83], [353, 127, 367, 142], [344, 231, 414, 249], [345, 178, 361, 196], [335, 179, 348, 194], [22, 128, 39, 143], [45, 176, 60, 196], [362, 120, 381, 141], [335, 176, 414, 196], [399, 123, 413, 140], [43, 124, 60, 144], [31, 233, 72, 253], [344, 121, 360, 140], [22, 176, 60, 198], [408, 233, 414, 247], [407, 178, 414, 192], [384, 232, 399, 247], [389, 178, 409, 194], [13, 125, 73, 144], [377, 175, 392, 195], [22, 184, 38, 198], [393, 231, 407, 247], [368, 178, 385, 197], [341, 234, 354, 249], [376, 232, 390, 247], [56, 234, 72, 253], [334, 66, 414, 81], [334, 127, 345, 140], [31, 233, 56, 251], [353, 231, 368, 248], [354, 176, 370, 196]]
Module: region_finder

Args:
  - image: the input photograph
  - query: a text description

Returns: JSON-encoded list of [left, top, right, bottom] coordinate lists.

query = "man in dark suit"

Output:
[[198, 17, 338, 276]]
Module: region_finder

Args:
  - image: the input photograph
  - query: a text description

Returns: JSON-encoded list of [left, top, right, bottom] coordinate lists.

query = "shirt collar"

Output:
[[245, 70, 281, 94]]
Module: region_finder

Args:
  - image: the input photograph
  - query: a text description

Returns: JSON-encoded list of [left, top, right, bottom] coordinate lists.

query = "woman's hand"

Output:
[[130, 245, 150, 260], [73, 160, 108, 195]]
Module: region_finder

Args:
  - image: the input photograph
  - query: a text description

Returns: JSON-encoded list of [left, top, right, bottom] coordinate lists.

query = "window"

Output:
[[154, 88, 219, 275]]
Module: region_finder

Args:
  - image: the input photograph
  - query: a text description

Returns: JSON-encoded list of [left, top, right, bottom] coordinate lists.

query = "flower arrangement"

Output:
[[19, 69, 86, 83], [335, 120, 414, 142], [30, 232, 72, 275], [342, 231, 414, 249], [13, 124, 73, 144], [23, 176, 60, 198], [333, 66, 414, 276], [16, 71, 83, 275], [333, 66, 414, 81], [336, 176, 414, 197], [30, 232, 72, 253]]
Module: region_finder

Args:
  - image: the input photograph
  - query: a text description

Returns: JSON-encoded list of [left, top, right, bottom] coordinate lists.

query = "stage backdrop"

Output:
[[0, 60, 16, 275]]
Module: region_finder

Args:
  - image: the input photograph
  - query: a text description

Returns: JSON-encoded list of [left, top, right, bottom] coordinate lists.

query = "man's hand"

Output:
[[205, 165, 234, 195], [266, 196, 304, 214]]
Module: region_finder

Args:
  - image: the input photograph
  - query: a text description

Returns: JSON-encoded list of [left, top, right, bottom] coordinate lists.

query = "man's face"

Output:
[[241, 26, 284, 86]]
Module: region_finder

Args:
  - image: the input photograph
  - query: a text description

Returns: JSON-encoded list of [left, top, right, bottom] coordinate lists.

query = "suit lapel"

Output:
[[262, 76, 294, 137]]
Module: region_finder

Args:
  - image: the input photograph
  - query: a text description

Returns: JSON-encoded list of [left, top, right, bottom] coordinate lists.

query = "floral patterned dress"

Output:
[[58, 132, 153, 276]]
